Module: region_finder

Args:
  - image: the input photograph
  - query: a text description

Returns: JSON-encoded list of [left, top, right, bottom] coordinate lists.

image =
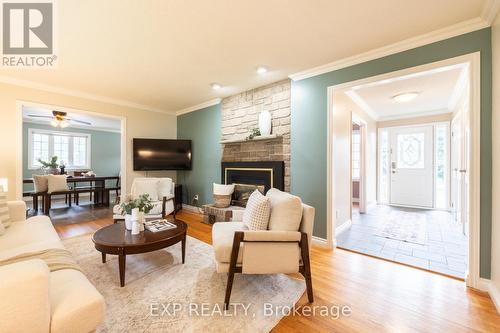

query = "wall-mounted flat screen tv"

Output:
[[133, 138, 192, 170]]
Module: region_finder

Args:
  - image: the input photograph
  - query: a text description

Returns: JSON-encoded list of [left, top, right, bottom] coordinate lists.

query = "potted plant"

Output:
[[120, 194, 154, 232], [120, 200, 137, 230], [38, 156, 59, 174]]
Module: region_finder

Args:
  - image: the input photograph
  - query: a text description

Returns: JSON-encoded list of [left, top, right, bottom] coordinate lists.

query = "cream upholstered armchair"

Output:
[[212, 189, 315, 309], [113, 177, 175, 222]]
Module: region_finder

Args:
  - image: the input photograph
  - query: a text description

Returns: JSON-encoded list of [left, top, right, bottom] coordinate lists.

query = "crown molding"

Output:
[[22, 119, 121, 133], [344, 90, 379, 120], [376, 108, 452, 122], [176, 98, 222, 116], [481, 0, 500, 25], [289, 17, 489, 81], [0, 75, 175, 115]]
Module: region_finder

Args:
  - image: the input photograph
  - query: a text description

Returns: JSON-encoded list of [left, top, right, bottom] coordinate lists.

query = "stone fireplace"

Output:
[[220, 79, 291, 191]]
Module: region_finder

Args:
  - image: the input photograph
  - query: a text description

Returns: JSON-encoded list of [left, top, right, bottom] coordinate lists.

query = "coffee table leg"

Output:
[[182, 234, 186, 264], [119, 254, 126, 287], [101, 252, 106, 263]]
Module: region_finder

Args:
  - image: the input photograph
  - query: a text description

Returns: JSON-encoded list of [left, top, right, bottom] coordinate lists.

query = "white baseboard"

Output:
[[182, 204, 203, 213], [312, 236, 332, 249], [477, 278, 491, 292], [488, 281, 500, 315], [335, 219, 352, 237]]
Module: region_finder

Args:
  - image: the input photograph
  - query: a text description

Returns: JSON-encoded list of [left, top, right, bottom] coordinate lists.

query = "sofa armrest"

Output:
[[0, 259, 51, 333], [161, 195, 176, 219], [243, 230, 302, 242], [7, 201, 27, 222]]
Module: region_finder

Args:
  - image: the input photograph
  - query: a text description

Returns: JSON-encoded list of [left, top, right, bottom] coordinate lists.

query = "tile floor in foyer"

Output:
[[336, 204, 468, 278]]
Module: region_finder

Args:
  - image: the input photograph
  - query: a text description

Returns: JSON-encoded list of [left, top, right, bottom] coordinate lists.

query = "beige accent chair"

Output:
[[0, 201, 105, 333], [212, 190, 315, 309], [113, 177, 176, 222]]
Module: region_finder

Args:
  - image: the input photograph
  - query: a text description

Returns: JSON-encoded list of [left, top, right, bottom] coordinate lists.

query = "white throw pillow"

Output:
[[32, 175, 48, 193], [243, 190, 271, 230], [47, 175, 68, 193], [213, 183, 235, 195], [266, 188, 303, 231], [0, 186, 11, 230], [133, 180, 159, 201], [158, 178, 173, 199], [213, 183, 235, 208]]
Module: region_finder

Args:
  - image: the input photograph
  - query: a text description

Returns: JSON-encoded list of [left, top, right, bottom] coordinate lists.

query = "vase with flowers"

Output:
[[120, 194, 154, 232]]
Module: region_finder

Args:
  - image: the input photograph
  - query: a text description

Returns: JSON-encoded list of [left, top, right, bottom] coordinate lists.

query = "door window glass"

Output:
[[397, 133, 425, 169]]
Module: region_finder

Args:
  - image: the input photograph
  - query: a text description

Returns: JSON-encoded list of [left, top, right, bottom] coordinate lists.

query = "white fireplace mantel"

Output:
[[219, 134, 281, 145]]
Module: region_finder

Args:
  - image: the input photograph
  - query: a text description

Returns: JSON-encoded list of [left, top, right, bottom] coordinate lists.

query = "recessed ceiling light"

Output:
[[211, 83, 222, 90], [256, 66, 268, 74], [392, 92, 419, 103]]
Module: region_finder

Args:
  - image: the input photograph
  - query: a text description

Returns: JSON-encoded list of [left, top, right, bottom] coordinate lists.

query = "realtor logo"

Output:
[[2, 0, 57, 67]]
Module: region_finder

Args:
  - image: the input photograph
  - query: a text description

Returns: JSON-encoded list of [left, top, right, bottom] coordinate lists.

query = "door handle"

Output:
[[459, 169, 467, 173]]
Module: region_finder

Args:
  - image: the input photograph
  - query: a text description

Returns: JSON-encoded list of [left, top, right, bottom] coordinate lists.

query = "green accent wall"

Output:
[[23, 123, 121, 191], [177, 104, 221, 205], [291, 28, 493, 278]]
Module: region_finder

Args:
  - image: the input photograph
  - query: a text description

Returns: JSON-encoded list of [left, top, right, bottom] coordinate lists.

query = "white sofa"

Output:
[[113, 177, 175, 222], [0, 201, 105, 333]]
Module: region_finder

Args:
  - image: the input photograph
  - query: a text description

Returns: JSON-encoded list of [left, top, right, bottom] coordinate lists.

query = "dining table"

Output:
[[23, 175, 120, 205]]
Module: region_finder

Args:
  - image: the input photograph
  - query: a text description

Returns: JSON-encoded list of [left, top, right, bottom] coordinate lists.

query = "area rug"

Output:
[[373, 210, 427, 244], [63, 234, 306, 333]]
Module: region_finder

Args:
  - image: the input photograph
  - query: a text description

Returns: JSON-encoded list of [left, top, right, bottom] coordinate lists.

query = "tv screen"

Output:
[[133, 139, 192, 170]]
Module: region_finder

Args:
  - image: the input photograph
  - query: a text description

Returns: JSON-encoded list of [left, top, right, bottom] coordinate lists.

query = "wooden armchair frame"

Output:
[[224, 231, 313, 309]]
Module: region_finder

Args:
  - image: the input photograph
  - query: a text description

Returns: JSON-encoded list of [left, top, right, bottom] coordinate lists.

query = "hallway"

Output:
[[336, 205, 468, 278]]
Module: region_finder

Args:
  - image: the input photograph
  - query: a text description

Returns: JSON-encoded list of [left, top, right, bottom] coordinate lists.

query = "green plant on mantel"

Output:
[[38, 156, 58, 169], [246, 128, 261, 140]]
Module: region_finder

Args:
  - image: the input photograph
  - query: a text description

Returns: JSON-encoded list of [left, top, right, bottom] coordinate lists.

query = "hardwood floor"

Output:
[[55, 209, 500, 332]]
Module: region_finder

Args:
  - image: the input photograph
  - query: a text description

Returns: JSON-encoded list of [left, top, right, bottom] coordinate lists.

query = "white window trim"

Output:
[[28, 128, 91, 170]]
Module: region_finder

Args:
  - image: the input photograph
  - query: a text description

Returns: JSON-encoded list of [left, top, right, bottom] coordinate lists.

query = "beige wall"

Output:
[[0, 82, 176, 200], [377, 112, 452, 128], [333, 91, 377, 230], [491, 12, 500, 302]]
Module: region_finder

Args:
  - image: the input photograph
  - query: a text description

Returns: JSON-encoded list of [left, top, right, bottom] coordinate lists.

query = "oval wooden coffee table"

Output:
[[92, 219, 187, 287]]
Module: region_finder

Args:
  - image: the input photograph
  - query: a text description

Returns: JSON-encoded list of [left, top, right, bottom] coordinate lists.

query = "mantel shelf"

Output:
[[220, 134, 282, 144]]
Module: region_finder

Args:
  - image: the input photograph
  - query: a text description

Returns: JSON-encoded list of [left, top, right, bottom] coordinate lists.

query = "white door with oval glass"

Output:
[[390, 125, 434, 208]]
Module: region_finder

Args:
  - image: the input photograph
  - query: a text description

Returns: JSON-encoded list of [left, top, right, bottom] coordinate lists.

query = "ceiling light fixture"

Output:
[[211, 83, 222, 90], [392, 92, 419, 103], [256, 66, 268, 74]]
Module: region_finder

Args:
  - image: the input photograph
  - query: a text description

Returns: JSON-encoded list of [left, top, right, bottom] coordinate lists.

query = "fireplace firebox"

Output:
[[221, 161, 284, 206]]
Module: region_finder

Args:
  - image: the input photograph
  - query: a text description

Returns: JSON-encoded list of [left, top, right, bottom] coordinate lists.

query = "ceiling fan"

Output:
[[26, 111, 92, 128]]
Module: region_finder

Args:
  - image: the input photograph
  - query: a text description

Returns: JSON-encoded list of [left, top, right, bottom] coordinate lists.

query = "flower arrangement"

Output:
[[120, 194, 154, 215], [38, 156, 59, 169]]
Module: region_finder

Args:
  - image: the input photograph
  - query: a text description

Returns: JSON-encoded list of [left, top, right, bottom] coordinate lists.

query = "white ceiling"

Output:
[[0, 0, 492, 113], [344, 64, 467, 120], [23, 106, 121, 132]]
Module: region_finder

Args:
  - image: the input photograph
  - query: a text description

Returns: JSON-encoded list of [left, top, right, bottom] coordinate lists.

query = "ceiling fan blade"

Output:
[[70, 119, 92, 125], [27, 114, 53, 119]]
